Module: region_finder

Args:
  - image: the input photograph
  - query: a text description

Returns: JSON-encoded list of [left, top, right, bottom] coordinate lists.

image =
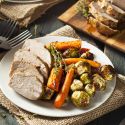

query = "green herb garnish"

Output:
[[50, 44, 67, 74]]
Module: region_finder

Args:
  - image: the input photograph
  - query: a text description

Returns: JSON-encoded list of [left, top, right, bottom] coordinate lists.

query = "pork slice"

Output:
[[89, 17, 118, 36], [98, 0, 125, 21], [11, 62, 45, 83], [10, 70, 44, 100], [11, 49, 48, 79], [22, 39, 52, 69], [112, 0, 125, 11], [89, 1, 118, 29]]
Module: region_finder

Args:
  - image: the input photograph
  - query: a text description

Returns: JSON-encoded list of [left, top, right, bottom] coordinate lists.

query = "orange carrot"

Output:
[[54, 68, 75, 108], [47, 67, 63, 92], [46, 40, 81, 50], [64, 58, 101, 68]]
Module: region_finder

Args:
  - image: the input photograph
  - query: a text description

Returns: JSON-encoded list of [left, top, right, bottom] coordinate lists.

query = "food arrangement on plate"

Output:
[[77, 0, 125, 36], [9, 39, 116, 109]]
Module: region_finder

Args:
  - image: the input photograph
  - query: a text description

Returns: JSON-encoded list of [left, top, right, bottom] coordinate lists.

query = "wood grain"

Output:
[[58, 2, 125, 53]]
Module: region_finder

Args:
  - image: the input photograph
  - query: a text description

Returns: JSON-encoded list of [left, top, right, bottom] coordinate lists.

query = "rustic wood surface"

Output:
[[0, 0, 125, 125], [58, 2, 125, 53]]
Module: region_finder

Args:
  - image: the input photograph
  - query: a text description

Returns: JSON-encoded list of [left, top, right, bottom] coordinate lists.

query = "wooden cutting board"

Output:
[[58, 2, 125, 53]]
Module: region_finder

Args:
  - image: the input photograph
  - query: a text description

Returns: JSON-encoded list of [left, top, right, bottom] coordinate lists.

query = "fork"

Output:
[[0, 19, 17, 43], [2, 0, 59, 4], [7, 30, 32, 49]]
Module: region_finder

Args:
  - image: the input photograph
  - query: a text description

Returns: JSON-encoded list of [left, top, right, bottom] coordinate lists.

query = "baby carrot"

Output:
[[47, 67, 63, 92], [54, 68, 75, 108], [64, 58, 101, 68]]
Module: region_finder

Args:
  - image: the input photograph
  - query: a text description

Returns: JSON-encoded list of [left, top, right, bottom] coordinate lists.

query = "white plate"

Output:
[[0, 36, 116, 117]]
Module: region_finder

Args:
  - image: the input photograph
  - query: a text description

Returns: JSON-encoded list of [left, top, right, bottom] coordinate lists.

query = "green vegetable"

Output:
[[77, 0, 92, 18], [75, 61, 91, 75], [85, 84, 95, 96], [71, 91, 90, 107], [92, 74, 106, 91], [71, 79, 84, 91], [42, 87, 54, 100], [63, 48, 79, 58], [100, 65, 116, 81], [80, 73, 92, 84]]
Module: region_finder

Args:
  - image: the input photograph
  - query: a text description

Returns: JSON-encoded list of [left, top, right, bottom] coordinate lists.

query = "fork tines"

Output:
[[1, 19, 17, 40], [7, 30, 32, 48]]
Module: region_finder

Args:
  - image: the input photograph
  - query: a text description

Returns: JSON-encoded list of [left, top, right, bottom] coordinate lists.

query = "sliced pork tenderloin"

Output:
[[89, 1, 118, 29], [22, 39, 52, 69], [111, 0, 125, 11], [9, 67, 45, 100], [98, 0, 125, 21], [10, 49, 48, 79], [10, 62, 44, 83], [89, 17, 118, 36]]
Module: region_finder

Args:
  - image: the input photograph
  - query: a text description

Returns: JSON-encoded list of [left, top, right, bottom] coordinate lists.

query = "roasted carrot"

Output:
[[54, 68, 75, 108], [47, 67, 63, 92], [64, 58, 101, 68], [46, 40, 81, 50]]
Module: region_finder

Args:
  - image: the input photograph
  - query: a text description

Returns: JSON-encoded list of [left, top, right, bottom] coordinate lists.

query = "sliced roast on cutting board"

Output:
[[10, 49, 49, 79], [9, 65, 44, 100], [89, 17, 118, 36], [111, 0, 125, 11], [22, 39, 52, 69], [89, 1, 118, 29], [98, 0, 125, 21]]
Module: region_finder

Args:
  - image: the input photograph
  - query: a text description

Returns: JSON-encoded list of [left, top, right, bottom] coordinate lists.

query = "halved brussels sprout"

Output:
[[42, 87, 54, 100], [75, 61, 91, 75], [71, 79, 84, 91], [63, 48, 79, 58], [80, 73, 92, 84], [100, 65, 116, 81], [92, 74, 106, 91], [81, 51, 94, 60], [71, 91, 90, 107], [85, 84, 95, 96]]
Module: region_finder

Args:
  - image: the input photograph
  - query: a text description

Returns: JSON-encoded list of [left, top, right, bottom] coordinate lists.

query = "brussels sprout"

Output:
[[81, 51, 94, 60], [85, 84, 95, 96], [75, 61, 91, 75], [71, 91, 90, 107], [63, 48, 79, 58], [100, 65, 116, 81], [80, 73, 92, 84], [71, 79, 84, 91], [42, 87, 54, 100], [92, 74, 106, 91]]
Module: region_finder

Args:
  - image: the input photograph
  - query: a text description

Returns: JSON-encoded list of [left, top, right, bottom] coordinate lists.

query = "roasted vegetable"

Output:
[[75, 61, 91, 75], [81, 51, 94, 60], [47, 67, 63, 92], [63, 48, 79, 58], [85, 84, 95, 96], [46, 40, 81, 50], [54, 68, 75, 108], [42, 87, 54, 100], [100, 65, 116, 81], [92, 74, 106, 91], [80, 73, 92, 84], [64, 58, 101, 68], [79, 48, 90, 55], [67, 64, 75, 71], [71, 79, 84, 91], [71, 91, 90, 107]]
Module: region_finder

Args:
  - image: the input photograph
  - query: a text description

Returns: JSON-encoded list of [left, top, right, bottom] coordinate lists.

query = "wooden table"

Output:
[[0, 0, 125, 125]]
